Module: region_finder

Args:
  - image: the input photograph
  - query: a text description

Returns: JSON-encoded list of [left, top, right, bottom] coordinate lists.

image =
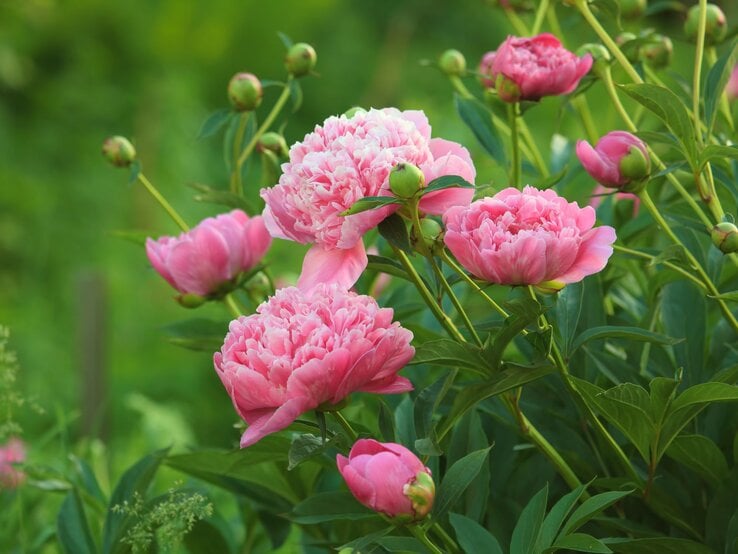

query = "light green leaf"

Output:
[[422, 175, 475, 195], [699, 145, 738, 171], [340, 196, 401, 216], [665, 434, 729, 487]]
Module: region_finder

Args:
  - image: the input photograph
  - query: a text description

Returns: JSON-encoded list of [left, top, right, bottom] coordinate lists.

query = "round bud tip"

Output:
[[285, 42, 317, 77], [685, 4, 727, 45], [228, 73, 263, 112], [257, 132, 288, 157], [438, 49, 467, 77], [641, 35, 673, 70], [619, 0, 646, 20], [389, 163, 425, 198], [102, 136, 136, 168], [711, 222, 738, 254]]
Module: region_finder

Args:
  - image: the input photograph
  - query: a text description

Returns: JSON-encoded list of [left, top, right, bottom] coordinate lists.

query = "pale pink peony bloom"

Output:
[[727, 65, 738, 101], [146, 210, 271, 297], [214, 285, 415, 447], [337, 439, 434, 520], [576, 131, 650, 191], [444, 186, 616, 286], [0, 438, 26, 488], [490, 34, 592, 102], [479, 51, 497, 88], [261, 108, 476, 290]]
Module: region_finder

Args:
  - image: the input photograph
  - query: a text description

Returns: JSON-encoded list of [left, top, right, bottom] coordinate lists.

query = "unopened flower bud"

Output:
[[343, 106, 367, 118], [418, 218, 444, 253], [619, 0, 646, 20], [576, 43, 611, 77], [389, 163, 425, 198], [641, 34, 673, 70], [711, 222, 738, 254], [228, 73, 263, 112], [576, 131, 650, 193], [438, 49, 466, 77], [685, 4, 727, 45], [403, 471, 435, 521], [177, 293, 207, 308], [618, 145, 650, 192], [285, 42, 317, 77], [102, 136, 136, 168], [257, 132, 288, 157], [616, 32, 640, 63]]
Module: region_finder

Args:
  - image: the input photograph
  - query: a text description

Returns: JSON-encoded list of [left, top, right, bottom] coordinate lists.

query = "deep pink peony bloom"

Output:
[[479, 51, 497, 88], [0, 438, 26, 488], [214, 285, 415, 447], [576, 131, 650, 191], [490, 34, 592, 102], [337, 439, 434, 520], [260, 108, 476, 290], [146, 210, 271, 297], [727, 65, 738, 102], [443, 186, 616, 287]]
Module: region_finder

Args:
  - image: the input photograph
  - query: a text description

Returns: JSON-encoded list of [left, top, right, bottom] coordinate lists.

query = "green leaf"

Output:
[[409, 339, 490, 373], [554, 282, 583, 357], [290, 491, 375, 524], [57, 490, 97, 554], [539, 484, 588, 549], [437, 363, 557, 439], [189, 182, 255, 212], [548, 533, 612, 553], [570, 326, 681, 354], [378, 213, 412, 253], [422, 175, 475, 195], [414, 377, 449, 449], [277, 31, 293, 49], [289, 79, 302, 112], [510, 484, 548, 554], [665, 434, 729, 487], [103, 448, 169, 554], [708, 291, 738, 302], [127, 159, 141, 185], [109, 229, 150, 247], [648, 377, 679, 423], [184, 517, 236, 554], [197, 108, 233, 139], [449, 513, 504, 554], [699, 144, 738, 170], [620, 83, 697, 168], [366, 254, 412, 282], [162, 318, 229, 352], [454, 94, 506, 165], [603, 537, 714, 554], [486, 296, 543, 370], [287, 433, 332, 470], [432, 447, 491, 521], [704, 39, 738, 136], [340, 196, 401, 216], [560, 490, 633, 537], [338, 527, 394, 552], [375, 536, 428, 552]]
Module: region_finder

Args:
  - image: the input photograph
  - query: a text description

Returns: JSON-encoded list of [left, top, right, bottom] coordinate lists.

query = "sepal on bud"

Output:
[[534, 280, 566, 294], [102, 136, 136, 168], [177, 293, 207, 308], [228, 73, 263, 112], [257, 132, 288, 157], [711, 222, 738, 254], [576, 43, 611, 78], [389, 163, 425, 199], [343, 106, 367, 118], [416, 218, 444, 255], [618, 146, 650, 193], [285, 43, 317, 77], [685, 4, 727, 45], [403, 471, 435, 521], [641, 34, 673, 70], [495, 73, 522, 103], [438, 49, 466, 77]]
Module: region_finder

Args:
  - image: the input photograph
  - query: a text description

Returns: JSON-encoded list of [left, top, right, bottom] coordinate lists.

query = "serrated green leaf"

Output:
[[570, 326, 681, 354], [340, 196, 401, 216], [548, 533, 612, 553], [560, 490, 633, 537], [57, 490, 97, 554], [450, 513, 504, 554], [290, 491, 374, 524], [197, 108, 233, 139], [432, 447, 491, 522], [511, 484, 548, 554], [665, 434, 729, 487], [704, 40, 738, 136], [454, 94, 506, 165]]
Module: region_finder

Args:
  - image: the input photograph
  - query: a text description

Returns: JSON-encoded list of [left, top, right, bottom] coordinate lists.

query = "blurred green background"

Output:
[[0, 0, 734, 475]]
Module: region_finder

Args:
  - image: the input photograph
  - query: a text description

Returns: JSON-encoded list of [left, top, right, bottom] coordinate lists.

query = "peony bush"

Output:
[[6, 2, 738, 553]]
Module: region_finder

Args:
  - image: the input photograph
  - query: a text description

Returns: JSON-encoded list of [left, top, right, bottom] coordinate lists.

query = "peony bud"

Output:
[[685, 4, 727, 45], [418, 218, 444, 254], [576, 43, 611, 78], [102, 136, 136, 168], [228, 73, 263, 112], [495, 73, 522, 103], [343, 106, 367, 118], [438, 49, 466, 77], [576, 131, 650, 193], [641, 34, 673, 70], [337, 439, 434, 521], [711, 222, 738, 254], [257, 132, 288, 157], [619, 0, 646, 20], [285, 42, 317, 77], [616, 32, 641, 63], [389, 163, 425, 198]]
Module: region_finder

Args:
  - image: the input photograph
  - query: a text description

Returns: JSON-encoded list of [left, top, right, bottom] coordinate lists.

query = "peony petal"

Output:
[[297, 242, 368, 290], [556, 225, 616, 284]]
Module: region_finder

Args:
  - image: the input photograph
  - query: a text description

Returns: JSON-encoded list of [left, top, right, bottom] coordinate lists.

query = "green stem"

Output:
[[599, 67, 714, 229], [572, 95, 599, 144], [230, 112, 250, 195], [224, 294, 243, 318], [430, 522, 461, 554], [137, 173, 189, 232], [518, 120, 550, 178], [440, 250, 508, 318], [574, 0, 643, 84], [236, 78, 293, 168], [531, 0, 550, 35], [509, 102, 521, 188], [692, 0, 707, 147], [613, 245, 707, 290], [706, 47, 735, 134], [502, 7, 529, 36], [332, 411, 358, 442], [546, 3, 564, 39], [408, 525, 444, 554]]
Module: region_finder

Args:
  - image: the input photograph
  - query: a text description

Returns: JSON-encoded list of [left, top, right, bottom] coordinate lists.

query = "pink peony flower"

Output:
[[0, 438, 26, 488], [146, 210, 271, 297], [479, 51, 497, 88], [727, 65, 738, 102], [490, 34, 592, 102], [214, 285, 415, 447], [576, 131, 650, 192], [337, 439, 434, 520], [260, 108, 476, 290], [443, 186, 616, 287]]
